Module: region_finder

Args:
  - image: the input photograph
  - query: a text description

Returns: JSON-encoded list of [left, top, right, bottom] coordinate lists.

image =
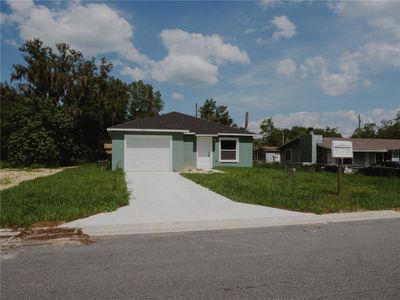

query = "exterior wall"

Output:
[[311, 134, 323, 163], [281, 139, 303, 163], [172, 133, 184, 171], [109, 131, 125, 170], [317, 148, 335, 165], [111, 131, 253, 171], [392, 150, 399, 162], [281, 134, 322, 164], [213, 136, 253, 167], [183, 135, 196, 169], [265, 152, 281, 163], [110, 131, 185, 171]]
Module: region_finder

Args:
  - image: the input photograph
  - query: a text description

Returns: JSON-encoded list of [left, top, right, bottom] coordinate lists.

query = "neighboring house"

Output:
[[108, 112, 255, 171], [265, 147, 281, 163], [254, 146, 281, 163], [279, 134, 400, 167]]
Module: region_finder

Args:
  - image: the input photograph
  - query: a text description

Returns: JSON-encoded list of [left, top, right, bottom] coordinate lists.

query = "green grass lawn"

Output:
[[182, 167, 400, 214], [0, 164, 129, 228]]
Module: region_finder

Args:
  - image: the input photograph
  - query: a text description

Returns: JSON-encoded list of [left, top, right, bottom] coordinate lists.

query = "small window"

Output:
[[285, 149, 292, 161], [220, 138, 239, 162]]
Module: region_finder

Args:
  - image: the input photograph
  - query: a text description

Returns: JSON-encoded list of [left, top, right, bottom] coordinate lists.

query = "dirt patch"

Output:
[[0, 168, 67, 190], [181, 168, 224, 174], [1, 225, 93, 259], [16, 227, 93, 244]]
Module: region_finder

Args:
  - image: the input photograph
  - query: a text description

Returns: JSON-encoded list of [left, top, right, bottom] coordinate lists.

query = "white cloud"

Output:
[[4, 1, 249, 86], [370, 17, 400, 40], [271, 15, 296, 40], [249, 107, 400, 137], [172, 92, 184, 100], [297, 47, 399, 96], [120, 66, 147, 81], [362, 42, 400, 68], [4, 0, 151, 64], [277, 58, 296, 76], [130, 29, 250, 86], [258, 0, 278, 10], [329, 1, 400, 20], [3, 39, 19, 48], [363, 79, 372, 86], [299, 54, 360, 96], [244, 28, 256, 34]]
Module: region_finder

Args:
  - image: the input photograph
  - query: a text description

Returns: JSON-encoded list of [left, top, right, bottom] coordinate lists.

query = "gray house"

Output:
[[108, 112, 255, 171], [279, 134, 400, 167]]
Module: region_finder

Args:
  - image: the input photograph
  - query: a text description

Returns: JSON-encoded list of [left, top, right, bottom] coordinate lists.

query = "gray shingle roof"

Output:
[[318, 137, 400, 151], [109, 112, 254, 135]]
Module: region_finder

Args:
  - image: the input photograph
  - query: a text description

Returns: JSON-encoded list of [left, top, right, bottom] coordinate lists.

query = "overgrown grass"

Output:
[[182, 167, 400, 214], [0, 164, 129, 227]]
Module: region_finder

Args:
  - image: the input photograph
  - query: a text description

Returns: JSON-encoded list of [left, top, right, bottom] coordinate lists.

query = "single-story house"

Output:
[[265, 147, 281, 163], [279, 133, 400, 167], [253, 146, 281, 163], [107, 112, 255, 171]]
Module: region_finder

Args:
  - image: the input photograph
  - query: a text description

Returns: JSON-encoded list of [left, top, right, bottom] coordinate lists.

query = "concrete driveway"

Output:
[[64, 172, 311, 235]]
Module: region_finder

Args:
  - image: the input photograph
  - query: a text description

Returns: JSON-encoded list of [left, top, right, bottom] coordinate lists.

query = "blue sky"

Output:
[[1, 0, 399, 136]]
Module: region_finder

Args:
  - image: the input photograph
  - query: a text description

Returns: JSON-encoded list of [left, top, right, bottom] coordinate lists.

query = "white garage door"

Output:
[[124, 135, 171, 171]]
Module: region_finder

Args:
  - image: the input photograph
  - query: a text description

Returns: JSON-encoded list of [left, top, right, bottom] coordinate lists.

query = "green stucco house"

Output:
[[108, 112, 255, 171]]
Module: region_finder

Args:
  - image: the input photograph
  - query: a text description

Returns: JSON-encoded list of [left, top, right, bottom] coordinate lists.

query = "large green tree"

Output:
[[376, 112, 400, 139], [1, 39, 166, 166], [127, 81, 164, 119], [352, 123, 378, 138], [199, 98, 235, 126], [259, 118, 283, 146]]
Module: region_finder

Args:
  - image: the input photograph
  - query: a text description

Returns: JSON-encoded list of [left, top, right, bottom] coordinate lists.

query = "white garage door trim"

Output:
[[124, 135, 172, 172]]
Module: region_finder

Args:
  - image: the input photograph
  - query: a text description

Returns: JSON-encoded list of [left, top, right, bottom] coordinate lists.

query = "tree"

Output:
[[313, 126, 342, 138], [199, 98, 235, 126], [352, 123, 377, 138], [6, 39, 115, 165], [104, 77, 129, 126], [377, 112, 400, 139], [259, 118, 283, 146], [0, 83, 25, 160], [127, 81, 164, 120]]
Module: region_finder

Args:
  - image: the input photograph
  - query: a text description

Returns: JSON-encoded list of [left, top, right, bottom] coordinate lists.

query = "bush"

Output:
[[8, 123, 59, 166], [358, 167, 400, 178]]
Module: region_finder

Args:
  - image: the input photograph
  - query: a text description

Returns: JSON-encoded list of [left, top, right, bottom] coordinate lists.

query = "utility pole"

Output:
[[358, 114, 361, 129], [195, 103, 198, 118]]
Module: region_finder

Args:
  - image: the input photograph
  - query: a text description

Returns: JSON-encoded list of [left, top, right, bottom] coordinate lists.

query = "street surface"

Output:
[[2, 219, 400, 299]]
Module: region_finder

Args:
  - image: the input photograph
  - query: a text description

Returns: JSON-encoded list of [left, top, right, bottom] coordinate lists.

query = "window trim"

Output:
[[219, 137, 239, 163]]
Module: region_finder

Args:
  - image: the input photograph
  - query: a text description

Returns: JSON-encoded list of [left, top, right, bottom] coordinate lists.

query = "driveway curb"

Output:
[[68, 210, 400, 236]]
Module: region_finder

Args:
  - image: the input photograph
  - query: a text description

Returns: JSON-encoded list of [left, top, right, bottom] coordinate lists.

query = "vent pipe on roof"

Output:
[[244, 112, 249, 130]]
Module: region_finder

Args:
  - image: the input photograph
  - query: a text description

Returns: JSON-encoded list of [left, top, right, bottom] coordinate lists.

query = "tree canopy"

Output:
[[199, 98, 236, 127], [352, 113, 400, 139], [128, 81, 164, 119], [1, 39, 164, 166], [258, 118, 342, 147]]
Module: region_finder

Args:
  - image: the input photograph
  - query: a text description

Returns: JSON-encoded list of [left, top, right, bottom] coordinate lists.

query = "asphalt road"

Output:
[[2, 219, 400, 299]]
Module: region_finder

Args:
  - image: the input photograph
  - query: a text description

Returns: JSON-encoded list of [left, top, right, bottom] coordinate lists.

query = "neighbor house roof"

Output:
[[318, 137, 400, 152], [262, 146, 280, 152], [108, 112, 255, 136]]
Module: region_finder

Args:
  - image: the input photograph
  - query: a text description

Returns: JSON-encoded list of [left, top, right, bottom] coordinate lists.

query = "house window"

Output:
[[285, 149, 292, 161], [219, 138, 239, 162]]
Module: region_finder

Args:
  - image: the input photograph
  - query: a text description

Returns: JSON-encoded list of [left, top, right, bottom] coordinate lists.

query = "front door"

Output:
[[197, 137, 212, 169]]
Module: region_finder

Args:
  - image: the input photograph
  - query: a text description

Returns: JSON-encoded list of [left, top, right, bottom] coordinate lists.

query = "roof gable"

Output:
[[109, 112, 254, 135]]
